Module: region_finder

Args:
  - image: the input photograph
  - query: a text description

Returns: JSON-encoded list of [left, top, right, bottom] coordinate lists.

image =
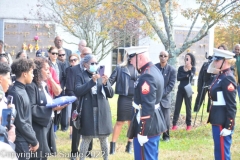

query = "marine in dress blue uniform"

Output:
[[125, 46, 167, 160], [207, 48, 237, 160]]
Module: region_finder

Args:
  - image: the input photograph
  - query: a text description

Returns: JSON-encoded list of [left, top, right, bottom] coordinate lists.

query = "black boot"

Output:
[[109, 142, 116, 154], [125, 141, 132, 153]]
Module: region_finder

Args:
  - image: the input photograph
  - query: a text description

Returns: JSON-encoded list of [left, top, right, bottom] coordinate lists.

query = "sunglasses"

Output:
[[160, 55, 168, 58], [58, 54, 65, 57], [0, 53, 7, 57], [90, 62, 99, 65], [51, 52, 58, 55], [70, 58, 78, 62]]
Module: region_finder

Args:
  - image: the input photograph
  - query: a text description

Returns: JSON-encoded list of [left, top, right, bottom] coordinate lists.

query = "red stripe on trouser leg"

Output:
[[141, 146, 144, 160], [219, 126, 225, 160]]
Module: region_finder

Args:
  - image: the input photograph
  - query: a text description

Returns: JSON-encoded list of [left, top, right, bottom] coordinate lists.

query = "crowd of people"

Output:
[[0, 37, 239, 160]]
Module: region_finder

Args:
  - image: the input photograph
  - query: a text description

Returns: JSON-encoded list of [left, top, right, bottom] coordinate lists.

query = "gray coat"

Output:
[[155, 63, 176, 108], [74, 71, 114, 136]]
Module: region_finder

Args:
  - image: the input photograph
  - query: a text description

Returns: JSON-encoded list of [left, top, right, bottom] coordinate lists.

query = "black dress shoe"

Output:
[[162, 137, 170, 142]]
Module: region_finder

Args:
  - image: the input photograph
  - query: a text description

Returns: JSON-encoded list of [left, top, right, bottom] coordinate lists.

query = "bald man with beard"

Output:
[[65, 47, 93, 159]]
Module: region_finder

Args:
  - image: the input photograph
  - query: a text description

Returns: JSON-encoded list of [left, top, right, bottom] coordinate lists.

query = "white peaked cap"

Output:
[[213, 48, 235, 59], [124, 46, 149, 55]]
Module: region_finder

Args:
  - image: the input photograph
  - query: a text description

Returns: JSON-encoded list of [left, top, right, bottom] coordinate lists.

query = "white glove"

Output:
[[220, 128, 232, 136], [137, 134, 149, 146], [136, 111, 140, 124]]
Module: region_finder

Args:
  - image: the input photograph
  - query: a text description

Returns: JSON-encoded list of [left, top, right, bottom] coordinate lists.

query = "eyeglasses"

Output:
[[160, 55, 168, 58], [58, 54, 65, 57], [51, 52, 58, 55], [70, 58, 78, 62], [90, 62, 99, 65]]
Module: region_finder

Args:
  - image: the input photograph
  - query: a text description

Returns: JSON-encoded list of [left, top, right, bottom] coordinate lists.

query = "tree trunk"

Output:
[[168, 54, 178, 113]]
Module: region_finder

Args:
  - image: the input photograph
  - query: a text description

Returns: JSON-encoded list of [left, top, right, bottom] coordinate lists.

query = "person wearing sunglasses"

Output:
[[74, 54, 113, 160], [108, 50, 138, 154], [65, 53, 80, 140], [65, 47, 93, 160], [206, 48, 236, 160], [48, 46, 67, 132], [57, 48, 70, 132], [125, 46, 166, 160], [172, 53, 196, 131], [57, 49, 67, 62], [155, 51, 176, 142]]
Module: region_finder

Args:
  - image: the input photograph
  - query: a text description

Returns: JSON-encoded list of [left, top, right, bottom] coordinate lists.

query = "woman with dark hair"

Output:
[[74, 54, 114, 160], [172, 53, 196, 131], [108, 53, 137, 154], [25, 57, 58, 159], [16, 51, 28, 59]]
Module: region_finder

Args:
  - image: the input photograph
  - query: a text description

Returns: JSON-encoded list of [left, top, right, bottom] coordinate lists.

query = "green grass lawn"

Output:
[[50, 87, 240, 160]]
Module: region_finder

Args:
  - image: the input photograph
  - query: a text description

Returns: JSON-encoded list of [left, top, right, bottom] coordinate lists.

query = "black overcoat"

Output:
[[26, 82, 57, 157], [74, 71, 114, 136]]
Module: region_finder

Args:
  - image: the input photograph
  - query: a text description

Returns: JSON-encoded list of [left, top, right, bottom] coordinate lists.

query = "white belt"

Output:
[[213, 101, 226, 105], [132, 102, 160, 110], [212, 92, 226, 106]]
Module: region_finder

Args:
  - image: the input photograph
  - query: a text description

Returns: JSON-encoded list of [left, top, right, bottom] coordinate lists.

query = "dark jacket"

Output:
[[65, 64, 83, 97], [26, 82, 56, 157], [8, 81, 38, 146], [64, 48, 72, 65], [155, 63, 176, 108], [65, 64, 83, 125], [74, 70, 114, 136], [208, 69, 236, 130], [177, 66, 196, 89], [131, 62, 167, 138], [109, 64, 137, 96]]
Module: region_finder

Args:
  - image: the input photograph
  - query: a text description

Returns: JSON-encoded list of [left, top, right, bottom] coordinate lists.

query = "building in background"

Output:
[[0, 0, 214, 80]]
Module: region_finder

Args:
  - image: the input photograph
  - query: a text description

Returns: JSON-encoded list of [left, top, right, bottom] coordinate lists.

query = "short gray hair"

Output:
[[80, 54, 95, 66]]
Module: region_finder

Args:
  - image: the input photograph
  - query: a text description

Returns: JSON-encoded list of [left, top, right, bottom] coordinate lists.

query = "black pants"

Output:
[[71, 124, 81, 155], [15, 141, 31, 160], [173, 87, 192, 126], [161, 105, 170, 139], [60, 106, 69, 131]]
